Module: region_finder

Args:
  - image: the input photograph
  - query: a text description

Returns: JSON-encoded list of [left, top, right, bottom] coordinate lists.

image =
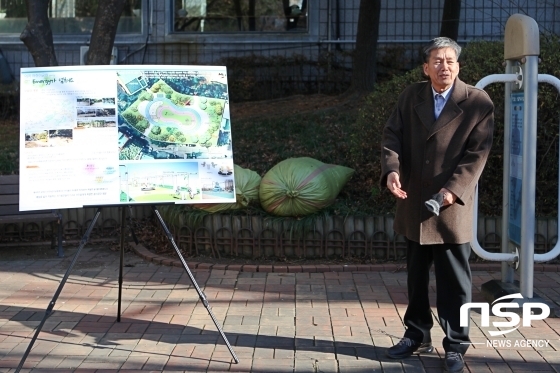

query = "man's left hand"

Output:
[[439, 188, 457, 206]]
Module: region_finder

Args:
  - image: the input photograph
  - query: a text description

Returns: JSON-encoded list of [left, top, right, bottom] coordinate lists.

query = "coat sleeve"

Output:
[[379, 97, 404, 188], [444, 93, 494, 205]]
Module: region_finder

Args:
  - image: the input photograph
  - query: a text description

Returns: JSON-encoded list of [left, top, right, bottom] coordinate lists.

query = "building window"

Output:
[[0, 0, 142, 34], [173, 0, 307, 33]]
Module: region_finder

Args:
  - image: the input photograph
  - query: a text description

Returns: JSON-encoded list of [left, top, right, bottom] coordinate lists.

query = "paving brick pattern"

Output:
[[0, 245, 559, 372]]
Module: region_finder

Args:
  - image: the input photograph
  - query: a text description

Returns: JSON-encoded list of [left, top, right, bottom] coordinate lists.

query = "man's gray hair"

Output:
[[423, 37, 462, 62]]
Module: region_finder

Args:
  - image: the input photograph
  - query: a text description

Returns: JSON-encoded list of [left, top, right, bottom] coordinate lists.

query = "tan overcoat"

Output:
[[380, 78, 494, 244]]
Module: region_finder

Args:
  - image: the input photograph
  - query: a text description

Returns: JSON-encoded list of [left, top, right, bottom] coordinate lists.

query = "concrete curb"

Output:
[[129, 242, 560, 273]]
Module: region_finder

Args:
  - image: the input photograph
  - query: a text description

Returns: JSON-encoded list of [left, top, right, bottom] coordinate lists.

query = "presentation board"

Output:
[[19, 65, 236, 211]]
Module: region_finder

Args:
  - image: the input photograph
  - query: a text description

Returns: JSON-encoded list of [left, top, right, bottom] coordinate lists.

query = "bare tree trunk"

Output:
[[87, 0, 127, 65], [20, 0, 58, 67], [234, 0, 243, 31], [248, 0, 256, 31], [348, 0, 381, 93], [440, 0, 462, 40]]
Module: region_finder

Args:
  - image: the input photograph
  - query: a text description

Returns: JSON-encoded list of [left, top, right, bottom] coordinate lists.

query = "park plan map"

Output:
[[19, 65, 235, 210]]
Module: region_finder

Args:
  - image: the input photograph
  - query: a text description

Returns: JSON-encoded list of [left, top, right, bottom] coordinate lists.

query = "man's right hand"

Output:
[[386, 172, 407, 199]]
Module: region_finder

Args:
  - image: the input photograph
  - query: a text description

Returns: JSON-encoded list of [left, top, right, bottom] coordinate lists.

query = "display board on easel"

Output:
[[15, 66, 241, 372], [19, 65, 235, 211]]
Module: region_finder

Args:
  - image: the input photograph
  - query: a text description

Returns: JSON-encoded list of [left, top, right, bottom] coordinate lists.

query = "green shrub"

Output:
[[346, 68, 424, 214], [0, 115, 19, 174], [151, 125, 161, 135]]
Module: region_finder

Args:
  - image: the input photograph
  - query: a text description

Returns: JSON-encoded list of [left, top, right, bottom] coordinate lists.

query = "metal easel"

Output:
[[15, 205, 238, 372]]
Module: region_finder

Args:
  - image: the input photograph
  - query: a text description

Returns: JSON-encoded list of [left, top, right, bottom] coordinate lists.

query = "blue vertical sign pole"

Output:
[[508, 92, 523, 246]]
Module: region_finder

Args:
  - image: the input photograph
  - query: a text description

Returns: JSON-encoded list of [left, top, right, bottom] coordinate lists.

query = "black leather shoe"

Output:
[[444, 351, 465, 372], [386, 337, 434, 359]]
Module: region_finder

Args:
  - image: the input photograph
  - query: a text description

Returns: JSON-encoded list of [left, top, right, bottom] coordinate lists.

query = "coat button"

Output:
[[425, 160, 430, 164]]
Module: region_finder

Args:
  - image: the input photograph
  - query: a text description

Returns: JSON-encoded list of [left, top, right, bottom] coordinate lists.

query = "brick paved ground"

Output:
[[0, 244, 559, 372]]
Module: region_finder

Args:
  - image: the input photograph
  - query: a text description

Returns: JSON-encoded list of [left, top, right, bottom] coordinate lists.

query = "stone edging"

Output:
[[130, 242, 560, 273]]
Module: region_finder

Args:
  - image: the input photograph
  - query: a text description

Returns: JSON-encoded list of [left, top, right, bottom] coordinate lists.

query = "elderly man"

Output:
[[380, 37, 494, 373]]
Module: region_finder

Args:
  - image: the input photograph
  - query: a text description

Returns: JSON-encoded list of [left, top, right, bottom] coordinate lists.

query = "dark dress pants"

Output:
[[402, 239, 472, 354]]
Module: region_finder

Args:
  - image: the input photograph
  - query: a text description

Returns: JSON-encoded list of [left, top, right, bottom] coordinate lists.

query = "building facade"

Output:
[[1, 0, 559, 100]]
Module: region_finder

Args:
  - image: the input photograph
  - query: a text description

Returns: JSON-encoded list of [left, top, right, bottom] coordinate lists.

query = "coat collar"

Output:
[[414, 78, 467, 135]]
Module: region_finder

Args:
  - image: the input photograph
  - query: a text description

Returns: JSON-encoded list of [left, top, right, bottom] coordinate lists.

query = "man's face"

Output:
[[423, 47, 459, 92]]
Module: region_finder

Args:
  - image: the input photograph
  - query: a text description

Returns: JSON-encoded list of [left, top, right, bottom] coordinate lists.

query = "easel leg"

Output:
[[152, 206, 239, 364], [117, 206, 139, 322], [117, 206, 125, 322], [56, 214, 64, 257], [16, 207, 103, 373]]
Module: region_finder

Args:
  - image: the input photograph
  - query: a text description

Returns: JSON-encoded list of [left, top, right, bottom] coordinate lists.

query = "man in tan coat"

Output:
[[380, 37, 494, 373]]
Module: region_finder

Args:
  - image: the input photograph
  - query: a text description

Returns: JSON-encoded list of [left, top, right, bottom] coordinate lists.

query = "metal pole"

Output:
[[472, 73, 521, 263], [501, 60, 515, 283], [520, 55, 539, 298], [117, 206, 125, 322], [16, 208, 103, 372], [533, 74, 560, 263], [56, 210, 64, 257], [151, 206, 239, 363]]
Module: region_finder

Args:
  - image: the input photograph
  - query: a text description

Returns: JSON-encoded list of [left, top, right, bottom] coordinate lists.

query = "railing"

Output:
[[0, 208, 557, 261]]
